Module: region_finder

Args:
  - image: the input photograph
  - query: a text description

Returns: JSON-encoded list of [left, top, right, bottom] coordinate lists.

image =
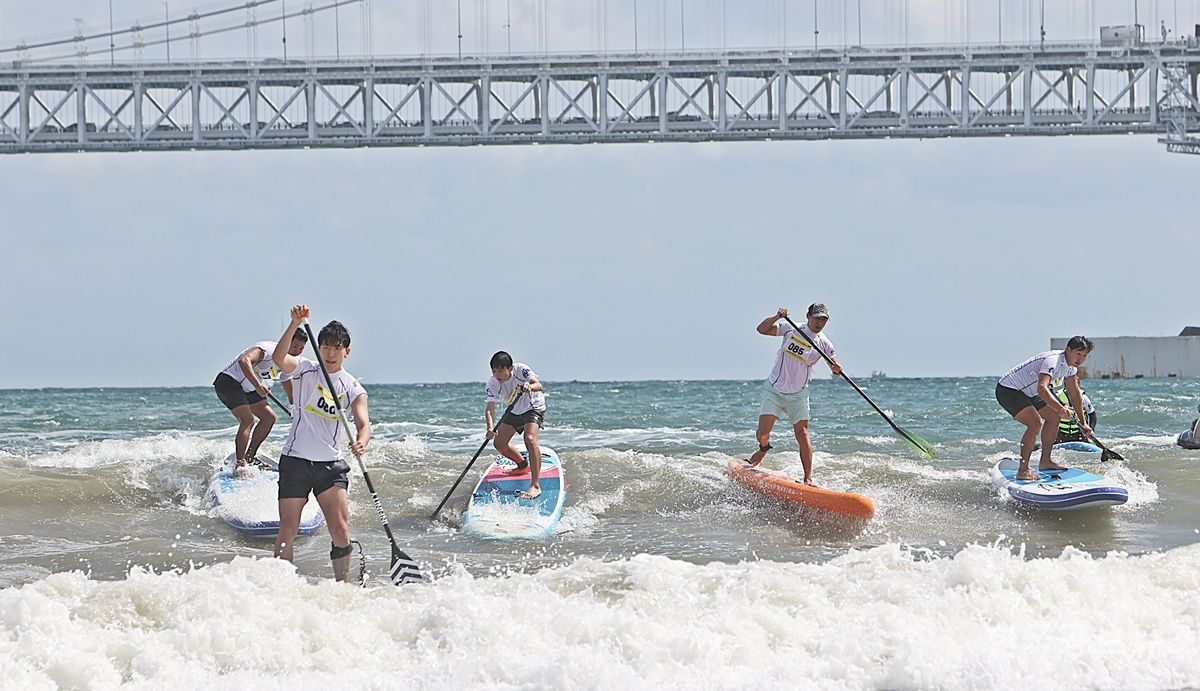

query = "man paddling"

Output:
[[212, 331, 307, 467], [745, 304, 842, 486], [272, 305, 369, 582], [995, 337, 1094, 481], [484, 351, 547, 500]]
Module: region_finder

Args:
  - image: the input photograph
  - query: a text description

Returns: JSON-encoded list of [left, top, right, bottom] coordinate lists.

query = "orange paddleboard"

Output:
[[726, 458, 876, 520]]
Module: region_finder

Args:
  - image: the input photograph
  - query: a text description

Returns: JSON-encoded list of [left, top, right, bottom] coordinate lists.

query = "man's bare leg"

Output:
[[520, 424, 543, 500], [792, 420, 815, 485], [245, 401, 277, 461], [315, 485, 352, 582], [274, 497, 307, 562], [748, 415, 778, 466]]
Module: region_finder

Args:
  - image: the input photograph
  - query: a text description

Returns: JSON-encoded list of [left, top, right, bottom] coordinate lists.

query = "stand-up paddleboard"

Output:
[[204, 453, 325, 537], [990, 458, 1128, 510], [463, 446, 565, 540], [726, 458, 876, 520], [1054, 440, 1103, 453]]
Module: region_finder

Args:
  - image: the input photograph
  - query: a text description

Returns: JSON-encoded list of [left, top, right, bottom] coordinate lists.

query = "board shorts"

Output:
[[501, 409, 545, 433], [995, 383, 1045, 418], [213, 372, 265, 410], [760, 382, 810, 425], [278, 454, 350, 499]]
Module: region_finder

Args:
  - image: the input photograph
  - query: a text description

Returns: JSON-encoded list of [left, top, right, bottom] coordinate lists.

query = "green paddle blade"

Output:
[[901, 429, 936, 459]]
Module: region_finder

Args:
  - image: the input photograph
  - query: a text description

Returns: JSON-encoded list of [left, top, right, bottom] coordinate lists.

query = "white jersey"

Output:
[[999, 351, 1077, 397], [766, 323, 835, 394], [220, 340, 290, 393], [486, 363, 546, 415], [281, 358, 366, 463]]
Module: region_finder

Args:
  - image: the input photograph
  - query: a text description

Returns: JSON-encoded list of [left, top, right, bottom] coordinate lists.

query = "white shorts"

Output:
[[760, 382, 810, 425]]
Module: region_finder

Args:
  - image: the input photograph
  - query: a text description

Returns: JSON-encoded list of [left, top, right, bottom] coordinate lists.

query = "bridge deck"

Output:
[[2, 44, 1198, 154]]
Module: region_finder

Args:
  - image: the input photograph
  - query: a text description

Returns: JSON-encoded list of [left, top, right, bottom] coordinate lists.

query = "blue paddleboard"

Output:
[[462, 446, 565, 540], [1053, 441, 1103, 453], [990, 458, 1128, 510], [204, 453, 325, 537]]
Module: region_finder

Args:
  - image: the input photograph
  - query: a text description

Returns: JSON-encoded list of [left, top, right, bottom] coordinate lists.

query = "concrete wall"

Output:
[[1051, 336, 1200, 378]]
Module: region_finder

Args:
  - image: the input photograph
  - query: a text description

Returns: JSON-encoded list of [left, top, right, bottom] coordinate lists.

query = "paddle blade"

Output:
[[389, 546, 426, 586], [900, 428, 936, 460]]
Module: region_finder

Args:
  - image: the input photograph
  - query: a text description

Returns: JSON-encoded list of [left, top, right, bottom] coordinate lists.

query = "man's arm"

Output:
[[1037, 372, 1072, 418], [757, 308, 787, 335], [484, 401, 497, 439], [273, 305, 308, 374], [348, 393, 370, 457], [826, 354, 843, 376], [238, 347, 270, 396]]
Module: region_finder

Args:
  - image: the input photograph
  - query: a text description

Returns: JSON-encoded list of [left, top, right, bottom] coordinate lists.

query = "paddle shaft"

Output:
[[1064, 400, 1124, 462], [299, 319, 422, 584], [430, 396, 520, 520], [780, 314, 926, 448], [266, 390, 291, 417]]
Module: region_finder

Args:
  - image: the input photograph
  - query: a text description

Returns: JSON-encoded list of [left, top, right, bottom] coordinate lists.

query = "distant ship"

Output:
[[870, 370, 888, 379]]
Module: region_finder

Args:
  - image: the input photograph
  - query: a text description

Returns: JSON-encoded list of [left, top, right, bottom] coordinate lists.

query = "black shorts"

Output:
[[995, 383, 1045, 418], [277, 454, 350, 499], [501, 409, 545, 433], [213, 372, 264, 410]]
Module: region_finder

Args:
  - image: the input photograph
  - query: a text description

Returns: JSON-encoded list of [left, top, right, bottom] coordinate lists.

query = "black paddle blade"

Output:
[[1089, 435, 1125, 462], [389, 546, 426, 586]]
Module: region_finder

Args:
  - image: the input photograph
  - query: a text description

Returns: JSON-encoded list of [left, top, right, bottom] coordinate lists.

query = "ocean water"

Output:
[[1, 377, 1199, 689]]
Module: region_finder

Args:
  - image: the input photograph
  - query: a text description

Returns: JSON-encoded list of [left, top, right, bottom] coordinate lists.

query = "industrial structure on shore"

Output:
[[1054, 329, 1200, 379]]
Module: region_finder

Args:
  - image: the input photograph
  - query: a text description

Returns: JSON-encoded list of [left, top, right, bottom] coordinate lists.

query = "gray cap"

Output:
[[807, 303, 830, 318]]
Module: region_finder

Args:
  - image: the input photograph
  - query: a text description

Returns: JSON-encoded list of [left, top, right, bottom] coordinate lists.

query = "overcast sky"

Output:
[[2, 1, 1198, 387]]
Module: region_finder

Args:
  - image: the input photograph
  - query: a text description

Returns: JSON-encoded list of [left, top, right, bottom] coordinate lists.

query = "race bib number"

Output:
[[304, 382, 344, 420], [785, 332, 816, 362]]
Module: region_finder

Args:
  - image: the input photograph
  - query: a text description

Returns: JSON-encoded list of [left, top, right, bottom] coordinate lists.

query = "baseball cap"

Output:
[[807, 303, 830, 318]]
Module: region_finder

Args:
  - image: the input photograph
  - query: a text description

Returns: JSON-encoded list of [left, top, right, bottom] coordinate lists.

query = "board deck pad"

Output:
[[463, 446, 565, 539], [990, 457, 1128, 511]]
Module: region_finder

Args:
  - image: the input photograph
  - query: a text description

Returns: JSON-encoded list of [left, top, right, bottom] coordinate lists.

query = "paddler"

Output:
[[484, 351, 547, 500], [744, 304, 842, 486], [212, 331, 307, 467], [995, 336, 1094, 481]]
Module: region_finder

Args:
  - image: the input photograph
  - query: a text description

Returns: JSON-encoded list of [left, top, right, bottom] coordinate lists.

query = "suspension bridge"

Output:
[[1, 0, 1198, 155]]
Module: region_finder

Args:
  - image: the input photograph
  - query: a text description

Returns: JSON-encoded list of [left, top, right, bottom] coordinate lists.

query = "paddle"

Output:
[[781, 314, 935, 459], [1061, 404, 1124, 462], [429, 391, 521, 520], [299, 317, 425, 586]]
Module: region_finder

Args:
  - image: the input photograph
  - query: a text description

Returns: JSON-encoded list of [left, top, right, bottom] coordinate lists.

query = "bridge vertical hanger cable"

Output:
[[633, 0, 639, 52]]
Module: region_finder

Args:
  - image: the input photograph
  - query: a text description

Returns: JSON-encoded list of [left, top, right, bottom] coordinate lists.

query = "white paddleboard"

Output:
[[990, 458, 1128, 510], [203, 453, 325, 537]]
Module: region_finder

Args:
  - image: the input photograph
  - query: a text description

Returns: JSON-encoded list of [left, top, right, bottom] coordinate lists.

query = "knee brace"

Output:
[[330, 543, 353, 560]]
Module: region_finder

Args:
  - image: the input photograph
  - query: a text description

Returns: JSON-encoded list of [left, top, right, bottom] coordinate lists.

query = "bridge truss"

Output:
[[2, 43, 1198, 155]]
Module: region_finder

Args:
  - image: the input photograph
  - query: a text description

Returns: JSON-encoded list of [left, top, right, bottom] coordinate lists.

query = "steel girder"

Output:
[[2, 45, 1198, 154]]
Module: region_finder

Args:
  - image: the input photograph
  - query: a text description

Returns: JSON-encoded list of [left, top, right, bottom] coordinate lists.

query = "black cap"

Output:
[[807, 303, 830, 318]]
